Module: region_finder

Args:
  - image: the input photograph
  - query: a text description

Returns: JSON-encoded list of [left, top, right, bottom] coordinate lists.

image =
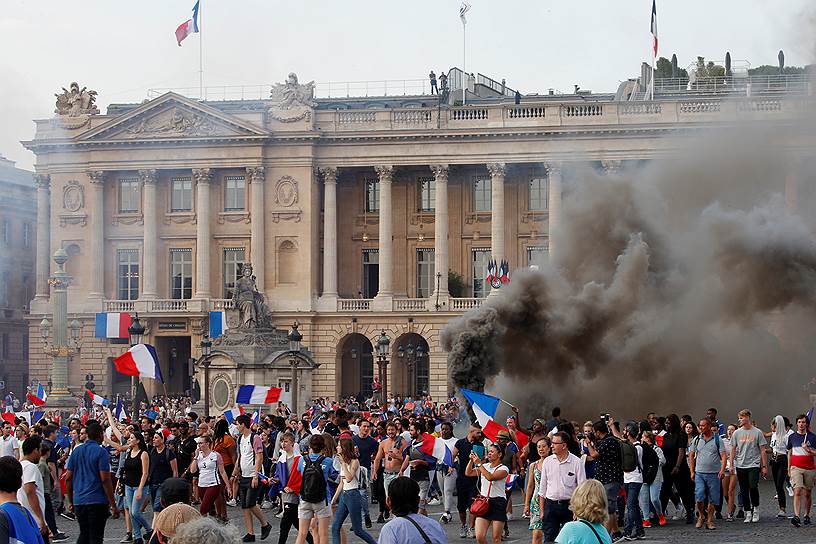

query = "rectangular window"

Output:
[[170, 176, 193, 212], [416, 249, 435, 298], [527, 246, 549, 269], [418, 177, 435, 212], [22, 224, 31, 249], [473, 176, 491, 212], [21, 274, 31, 310], [117, 249, 140, 300], [223, 248, 246, 298], [362, 249, 379, 298], [365, 178, 379, 213], [2, 219, 9, 246], [169, 249, 193, 300], [528, 178, 549, 211], [472, 249, 492, 298], [224, 176, 246, 211], [119, 178, 140, 213]]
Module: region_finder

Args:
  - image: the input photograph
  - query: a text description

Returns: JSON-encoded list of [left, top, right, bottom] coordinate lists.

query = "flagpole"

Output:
[[199, 0, 204, 100], [462, 20, 467, 106]]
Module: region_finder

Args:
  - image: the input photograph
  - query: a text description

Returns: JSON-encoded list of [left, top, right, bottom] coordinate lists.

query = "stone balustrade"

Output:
[[104, 300, 136, 312], [393, 298, 428, 312], [338, 298, 371, 311], [450, 298, 485, 311]]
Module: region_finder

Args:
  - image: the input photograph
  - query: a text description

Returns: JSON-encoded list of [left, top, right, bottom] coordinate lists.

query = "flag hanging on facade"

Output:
[[459, 1, 471, 25], [175, 0, 200, 46], [209, 311, 227, 339], [95, 312, 132, 339], [650, 0, 658, 58]]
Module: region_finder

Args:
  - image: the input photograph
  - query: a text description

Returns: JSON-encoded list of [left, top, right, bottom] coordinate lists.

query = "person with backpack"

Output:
[[231, 414, 272, 542], [638, 431, 666, 528], [586, 420, 623, 541], [0, 456, 46, 544], [689, 418, 726, 530], [329, 438, 378, 544], [620, 422, 645, 541], [295, 434, 334, 544]]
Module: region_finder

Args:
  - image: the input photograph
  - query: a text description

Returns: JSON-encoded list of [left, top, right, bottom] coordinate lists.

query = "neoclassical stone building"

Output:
[[22, 71, 814, 413]]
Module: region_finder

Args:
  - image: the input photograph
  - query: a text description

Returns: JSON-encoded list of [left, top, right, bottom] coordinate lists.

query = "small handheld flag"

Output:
[[87, 390, 109, 407], [27, 384, 47, 407], [175, 1, 200, 46], [224, 407, 243, 424], [115, 398, 128, 422]]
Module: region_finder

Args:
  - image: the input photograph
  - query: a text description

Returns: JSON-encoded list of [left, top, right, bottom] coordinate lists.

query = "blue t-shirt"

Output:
[[556, 520, 613, 544], [297, 454, 336, 502], [66, 441, 111, 505], [378, 513, 447, 544]]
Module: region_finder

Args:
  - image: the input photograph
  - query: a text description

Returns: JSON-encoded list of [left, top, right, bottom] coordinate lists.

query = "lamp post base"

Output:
[[45, 393, 77, 422]]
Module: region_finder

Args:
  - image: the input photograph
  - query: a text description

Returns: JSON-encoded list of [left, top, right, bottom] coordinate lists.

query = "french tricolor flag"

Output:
[[224, 406, 243, 424], [95, 312, 132, 340], [87, 390, 109, 407], [114, 344, 164, 382], [27, 384, 47, 407], [251, 408, 261, 425], [460, 388, 528, 449], [236, 385, 282, 405], [419, 433, 453, 466], [175, 1, 200, 46], [209, 311, 228, 339]]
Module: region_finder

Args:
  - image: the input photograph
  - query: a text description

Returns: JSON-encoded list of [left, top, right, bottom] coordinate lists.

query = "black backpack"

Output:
[[641, 443, 660, 484], [300, 455, 327, 503]]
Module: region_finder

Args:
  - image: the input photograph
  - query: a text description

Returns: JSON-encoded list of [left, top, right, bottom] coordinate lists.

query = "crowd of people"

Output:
[[0, 393, 812, 544]]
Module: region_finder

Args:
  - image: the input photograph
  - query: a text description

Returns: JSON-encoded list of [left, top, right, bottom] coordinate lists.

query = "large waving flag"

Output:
[[114, 344, 163, 382], [420, 433, 454, 466], [236, 385, 282, 405], [27, 384, 47, 407], [460, 388, 529, 449], [95, 312, 132, 339], [87, 390, 109, 407], [175, 1, 200, 46]]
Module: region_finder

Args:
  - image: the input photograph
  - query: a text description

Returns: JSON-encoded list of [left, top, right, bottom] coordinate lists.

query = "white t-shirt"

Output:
[[623, 443, 644, 484], [479, 463, 508, 498], [238, 433, 262, 477], [17, 460, 44, 520], [339, 460, 360, 490], [196, 451, 223, 487], [0, 435, 19, 457]]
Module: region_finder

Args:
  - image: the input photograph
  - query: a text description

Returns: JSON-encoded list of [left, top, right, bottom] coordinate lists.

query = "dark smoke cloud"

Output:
[[441, 120, 816, 426]]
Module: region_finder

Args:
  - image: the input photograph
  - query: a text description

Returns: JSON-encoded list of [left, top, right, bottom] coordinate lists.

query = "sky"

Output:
[[2, 0, 814, 170]]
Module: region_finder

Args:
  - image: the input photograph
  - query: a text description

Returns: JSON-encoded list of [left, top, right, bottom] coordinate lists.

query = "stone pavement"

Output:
[[53, 481, 816, 543]]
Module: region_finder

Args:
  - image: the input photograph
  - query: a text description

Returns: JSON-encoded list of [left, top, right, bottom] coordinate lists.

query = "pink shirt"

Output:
[[538, 452, 586, 501]]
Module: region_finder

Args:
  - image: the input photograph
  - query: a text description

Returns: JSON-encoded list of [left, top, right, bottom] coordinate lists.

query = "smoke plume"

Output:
[[441, 119, 816, 426]]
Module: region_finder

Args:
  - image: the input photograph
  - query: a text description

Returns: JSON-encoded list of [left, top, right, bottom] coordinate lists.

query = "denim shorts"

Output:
[[694, 472, 721, 505]]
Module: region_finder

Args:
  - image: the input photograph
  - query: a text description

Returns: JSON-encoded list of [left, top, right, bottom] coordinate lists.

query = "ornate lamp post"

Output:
[[376, 330, 390, 409], [199, 335, 212, 417], [288, 322, 303, 415], [38, 248, 81, 415], [397, 341, 426, 397], [127, 314, 145, 415]]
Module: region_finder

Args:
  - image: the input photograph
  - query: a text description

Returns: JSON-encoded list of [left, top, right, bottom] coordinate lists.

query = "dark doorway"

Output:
[[154, 336, 192, 395]]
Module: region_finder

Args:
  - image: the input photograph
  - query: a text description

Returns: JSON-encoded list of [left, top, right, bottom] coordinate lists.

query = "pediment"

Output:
[[78, 92, 267, 142]]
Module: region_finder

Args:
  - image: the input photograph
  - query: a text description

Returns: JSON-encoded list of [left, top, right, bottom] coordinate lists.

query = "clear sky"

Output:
[[2, 0, 814, 170]]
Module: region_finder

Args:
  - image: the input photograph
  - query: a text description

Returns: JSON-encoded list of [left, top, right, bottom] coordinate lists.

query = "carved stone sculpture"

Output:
[[232, 263, 272, 329], [55, 82, 99, 117], [268, 73, 316, 123]]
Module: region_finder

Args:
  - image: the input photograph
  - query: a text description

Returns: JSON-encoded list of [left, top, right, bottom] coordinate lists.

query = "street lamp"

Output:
[[397, 341, 426, 397], [287, 321, 302, 414], [376, 330, 390, 410], [199, 334, 213, 417], [128, 314, 145, 415]]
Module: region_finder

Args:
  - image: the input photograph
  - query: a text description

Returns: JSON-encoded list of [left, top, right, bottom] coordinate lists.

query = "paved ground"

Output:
[[53, 481, 816, 543]]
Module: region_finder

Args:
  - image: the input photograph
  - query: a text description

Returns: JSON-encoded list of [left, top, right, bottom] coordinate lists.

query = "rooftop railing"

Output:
[[655, 74, 813, 96]]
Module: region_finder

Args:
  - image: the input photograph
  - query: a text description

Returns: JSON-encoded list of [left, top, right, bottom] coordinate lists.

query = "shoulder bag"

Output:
[[402, 515, 433, 544], [469, 474, 492, 517]]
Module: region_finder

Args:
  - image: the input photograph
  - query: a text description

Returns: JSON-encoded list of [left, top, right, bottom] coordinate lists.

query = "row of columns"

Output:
[[316, 162, 565, 306], [33, 167, 267, 303]]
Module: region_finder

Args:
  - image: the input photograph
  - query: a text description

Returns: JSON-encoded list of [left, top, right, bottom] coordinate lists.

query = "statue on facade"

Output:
[[267, 73, 316, 124], [232, 264, 272, 329], [55, 82, 100, 117]]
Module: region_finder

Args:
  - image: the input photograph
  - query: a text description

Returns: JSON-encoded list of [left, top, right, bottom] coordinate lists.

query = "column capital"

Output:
[[544, 162, 562, 176], [138, 169, 158, 184], [34, 173, 51, 190], [486, 162, 506, 179], [87, 171, 107, 185], [193, 168, 213, 184], [318, 167, 338, 184], [374, 165, 394, 183], [430, 164, 449, 182], [246, 166, 266, 184], [601, 160, 622, 175]]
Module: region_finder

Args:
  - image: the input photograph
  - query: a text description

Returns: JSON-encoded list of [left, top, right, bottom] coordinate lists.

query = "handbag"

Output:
[[469, 479, 492, 517]]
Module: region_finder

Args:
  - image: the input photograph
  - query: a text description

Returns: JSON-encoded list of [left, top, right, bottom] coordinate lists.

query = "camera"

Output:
[[600, 413, 611, 422], [577, 433, 585, 440]]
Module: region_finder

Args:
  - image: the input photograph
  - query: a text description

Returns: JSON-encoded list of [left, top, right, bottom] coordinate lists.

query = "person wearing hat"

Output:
[[150, 503, 201, 544]]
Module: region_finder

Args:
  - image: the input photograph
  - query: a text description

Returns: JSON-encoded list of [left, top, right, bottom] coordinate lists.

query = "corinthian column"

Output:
[[431, 165, 449, 301], [87, 171, 106, 300], [545, 163, 562, 260], [319, 167, 339, 302], [34, 174, 51, 300], [247, 167, 266, 291], [372, 165, 394, 310], [487, 163, 506, 273], [139, 169, 158, 299], [194, 168, 212, 299]]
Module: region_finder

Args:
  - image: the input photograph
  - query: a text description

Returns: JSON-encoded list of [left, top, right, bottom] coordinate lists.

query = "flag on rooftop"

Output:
[[175, 0, 200, 46], [650, 0, 658, 58], [459, 1, 471, 25]]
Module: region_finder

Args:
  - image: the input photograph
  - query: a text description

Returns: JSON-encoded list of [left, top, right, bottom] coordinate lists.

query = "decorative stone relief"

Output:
[[274, 176, 298, 207], [62, 181, 84, 212], [54, 82, 99, 117], [268, 73, 316, 123], [123, 108, 229, 138]]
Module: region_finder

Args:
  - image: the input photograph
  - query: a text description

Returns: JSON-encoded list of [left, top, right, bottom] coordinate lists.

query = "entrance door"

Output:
[[154, 336, 192, 395]]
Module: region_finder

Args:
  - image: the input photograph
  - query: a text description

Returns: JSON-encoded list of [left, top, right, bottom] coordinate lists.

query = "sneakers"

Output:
[[260, 523, 272, 540], [743, 510, 752, 523], [725, 513, 734, 522], [805, 515, 812, 526], [226, 499, 237, 507], [52, 534, 69, 543], [261, 500, 273, 510], [365, 515, 372, 528], [634, 532, 646, 540], [611, 532, 625, 543], [642, 520, 651, 528], [376, 515, 386, 524], [777, 510, 787, 518], [792, 515, 802, 528], [242, 535, 255, 543], [466, 526, 475, 539], [459, 525, 468, 539], [506, 512, 513, 521], [440, 512, 452, 524], [120, 534, 134, 543], [751, 510, 760, 523], [736, 509, 745, 519], [59, 511, 75, 521], [428, 497, 441, 506], [502, 526, 510, 539], [658, 514, 666, 526], [672, 505, 685, 521]]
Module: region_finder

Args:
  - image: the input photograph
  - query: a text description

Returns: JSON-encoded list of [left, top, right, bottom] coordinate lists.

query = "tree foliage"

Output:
[[693, 57, 725, 79], [655, 57, 687, 79], [747, 65, 812, 76]]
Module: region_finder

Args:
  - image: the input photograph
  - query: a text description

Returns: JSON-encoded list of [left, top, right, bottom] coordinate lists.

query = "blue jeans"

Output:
[[625, 482, 643, 536], [150, 483, 163, 513], [330, 489, 377, 544], [639, 480, 663, 518], [359, 487, 370, 519], [124, 485, 152, 540]]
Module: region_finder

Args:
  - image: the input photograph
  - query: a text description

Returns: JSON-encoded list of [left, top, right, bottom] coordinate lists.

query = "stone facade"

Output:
[[21, 76, 814, 411]]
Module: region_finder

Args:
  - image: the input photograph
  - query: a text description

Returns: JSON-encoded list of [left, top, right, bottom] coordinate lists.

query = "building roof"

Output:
[[0, 155, 34, 188]]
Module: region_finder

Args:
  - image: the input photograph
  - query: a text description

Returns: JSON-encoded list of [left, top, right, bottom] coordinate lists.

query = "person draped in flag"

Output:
[[272, 432, 313, 544], [330, 438, 379, 544], [436, 421, 458, 525], [188, 434, 231, 520]]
